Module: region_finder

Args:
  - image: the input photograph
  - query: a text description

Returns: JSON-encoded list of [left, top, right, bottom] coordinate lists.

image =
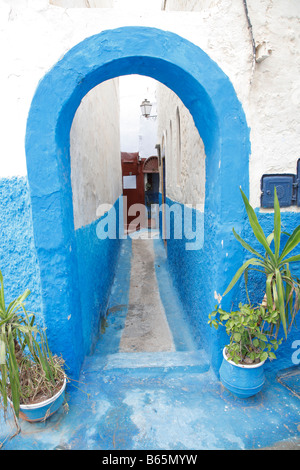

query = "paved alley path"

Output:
[[119, 239, 175, 353]]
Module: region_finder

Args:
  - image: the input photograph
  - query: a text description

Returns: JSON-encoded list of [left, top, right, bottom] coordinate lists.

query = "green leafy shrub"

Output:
[[209, 303, 282, 365]]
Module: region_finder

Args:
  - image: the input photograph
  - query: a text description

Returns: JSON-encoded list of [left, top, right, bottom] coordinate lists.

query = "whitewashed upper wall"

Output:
[[50, 0, 113, 7], [164, 0, 217, 10], [70, 79, 121, 230], [157, 84, 206, 209], [247, 0, 300, 208], [162, 0, 300, 208], [1, 0, 299, 209]]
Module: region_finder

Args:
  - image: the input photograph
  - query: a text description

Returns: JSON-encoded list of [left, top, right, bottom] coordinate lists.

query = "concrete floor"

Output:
[[119, 238, 175, 353], [1, 234, 300, 450]]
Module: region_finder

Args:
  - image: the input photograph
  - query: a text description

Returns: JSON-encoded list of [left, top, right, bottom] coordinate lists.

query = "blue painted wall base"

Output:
[[0, 177, 42, 319], [75, 198, 121, 356]]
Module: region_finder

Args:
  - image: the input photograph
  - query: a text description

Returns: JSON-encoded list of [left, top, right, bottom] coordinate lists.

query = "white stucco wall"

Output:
[[50, 0, 113, 7], [70, 79, 121, 230], [164, 0, 216, 10], [157, 84, 206, 209], [161, 0, 300, 209], [1, 0, 300, 211], [247, 0, 300, 208]]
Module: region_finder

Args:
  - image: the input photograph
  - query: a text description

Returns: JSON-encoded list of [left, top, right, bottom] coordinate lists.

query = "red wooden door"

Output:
[[121, 152, 146, 233]]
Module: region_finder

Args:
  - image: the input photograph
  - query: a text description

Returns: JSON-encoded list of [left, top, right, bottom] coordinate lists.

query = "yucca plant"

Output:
[[0, 270, 65, 418], [223, 187, 300, 339]]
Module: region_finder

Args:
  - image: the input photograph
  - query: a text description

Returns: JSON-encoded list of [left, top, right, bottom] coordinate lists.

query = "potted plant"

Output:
[[0, 269, 67, 423], [223, 187, 300, 339], [209, 187, 300, 397], [209, 303, 282, 397]]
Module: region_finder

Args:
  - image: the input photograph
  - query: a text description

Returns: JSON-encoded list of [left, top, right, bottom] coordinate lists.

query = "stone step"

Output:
[[82, 349, 210, 374]]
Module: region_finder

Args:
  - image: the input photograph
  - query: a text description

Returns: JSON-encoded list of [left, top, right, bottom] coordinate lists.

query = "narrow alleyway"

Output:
[[120, 237, 175, 353], [91, 230, 197, 358]]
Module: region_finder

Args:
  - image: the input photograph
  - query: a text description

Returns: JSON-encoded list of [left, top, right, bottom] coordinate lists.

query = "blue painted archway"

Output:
[[25, 27, 250, 377]]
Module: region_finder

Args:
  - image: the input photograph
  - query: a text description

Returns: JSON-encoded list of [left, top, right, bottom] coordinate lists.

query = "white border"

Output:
[[223, 347, 265, 369]]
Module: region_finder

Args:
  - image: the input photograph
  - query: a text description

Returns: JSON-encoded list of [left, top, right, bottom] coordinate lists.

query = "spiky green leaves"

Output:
[[223, 187, 300, 338]]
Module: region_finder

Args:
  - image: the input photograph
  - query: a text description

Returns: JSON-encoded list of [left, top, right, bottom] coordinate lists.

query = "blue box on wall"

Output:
[[261, 174, 296, 208], [297, 159, 300, 207]]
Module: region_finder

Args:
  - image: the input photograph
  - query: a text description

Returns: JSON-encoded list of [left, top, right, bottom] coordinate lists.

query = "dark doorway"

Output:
[[143, 156, 159, 229]]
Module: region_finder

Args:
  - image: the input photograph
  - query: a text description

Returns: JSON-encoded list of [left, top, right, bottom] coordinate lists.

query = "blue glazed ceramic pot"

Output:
[[219, 348, 265, 398], [17, 378, 67, 422]]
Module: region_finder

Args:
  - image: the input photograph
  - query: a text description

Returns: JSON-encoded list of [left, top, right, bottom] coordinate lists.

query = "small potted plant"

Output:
[[209, 187, 300, 397], [209, 303, 282, 397], [0, 269, 67, 423]]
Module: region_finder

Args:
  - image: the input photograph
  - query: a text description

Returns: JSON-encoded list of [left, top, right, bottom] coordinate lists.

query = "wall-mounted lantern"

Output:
[[140, 98, 152, 118]]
